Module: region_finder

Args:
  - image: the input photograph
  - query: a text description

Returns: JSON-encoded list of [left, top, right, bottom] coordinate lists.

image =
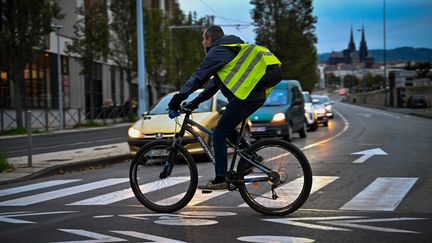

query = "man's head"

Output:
[[202, 25, 224, 53]]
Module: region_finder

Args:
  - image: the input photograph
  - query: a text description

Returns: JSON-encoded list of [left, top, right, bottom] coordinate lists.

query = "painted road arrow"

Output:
[[0, 211, 76, 224], [264, 216, 428, 234], [351, 148, 387, 163]]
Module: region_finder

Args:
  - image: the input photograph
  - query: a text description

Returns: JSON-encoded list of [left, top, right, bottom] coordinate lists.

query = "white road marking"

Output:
[[340, 177, 418, 211], [238, 235, 315, 243], [69, 177, 191, 205], [351, 148, 388, 163], [54, 229, 126, 243], [0, 211, 76, 224], [0, 180, 81, 196], [0, 178, 128, 206], [301, 109, 349, 150], [238, 176, 339, 207], [264, 216, 427, 233], [112, 231, 186, 242], [319, 217, 427, 234]]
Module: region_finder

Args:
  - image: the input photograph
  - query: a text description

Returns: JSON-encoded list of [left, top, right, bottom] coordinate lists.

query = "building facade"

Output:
[[0, 0, 177, 130]]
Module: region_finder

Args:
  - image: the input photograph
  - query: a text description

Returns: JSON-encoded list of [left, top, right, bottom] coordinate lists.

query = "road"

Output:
[[0, 102, 431, 242], [0, 125, 129, 157]]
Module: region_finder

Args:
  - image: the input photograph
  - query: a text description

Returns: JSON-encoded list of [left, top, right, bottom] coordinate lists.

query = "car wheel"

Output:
[[323, 121, 328, 127], [283, 123, 293, 142], [299, 122, 307, 138], [310, 121, 318, 131]]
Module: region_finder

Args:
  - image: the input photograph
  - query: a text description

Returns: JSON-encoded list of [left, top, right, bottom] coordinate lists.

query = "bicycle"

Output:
[[129, 105, 312, 216]]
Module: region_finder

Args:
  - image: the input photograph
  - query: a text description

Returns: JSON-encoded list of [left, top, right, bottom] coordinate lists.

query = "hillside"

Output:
[[319, 47, 432, 63]]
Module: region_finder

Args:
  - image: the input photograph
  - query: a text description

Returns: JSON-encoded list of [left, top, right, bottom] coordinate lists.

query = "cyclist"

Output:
[[168, 25, 282, 191]]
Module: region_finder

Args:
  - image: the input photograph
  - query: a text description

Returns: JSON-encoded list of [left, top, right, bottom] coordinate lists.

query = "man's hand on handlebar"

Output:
[[168, 109, 180, 119]]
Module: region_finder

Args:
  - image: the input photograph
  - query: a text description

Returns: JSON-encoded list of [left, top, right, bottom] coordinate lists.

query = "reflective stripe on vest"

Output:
[[217, 43, 281, 100]]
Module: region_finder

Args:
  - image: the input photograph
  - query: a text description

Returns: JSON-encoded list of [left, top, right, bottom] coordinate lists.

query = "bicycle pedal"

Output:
[[201, 190, 213, 194]]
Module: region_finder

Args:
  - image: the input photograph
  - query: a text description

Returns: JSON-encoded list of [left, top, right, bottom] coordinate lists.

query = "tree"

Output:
[[251, 0, 318, 91], [143, 8, 170, 104], [166, 8, 212, 90], [109, 0, 137, 105], [0, 0, 61, 128], [66, 1, 110, 118]]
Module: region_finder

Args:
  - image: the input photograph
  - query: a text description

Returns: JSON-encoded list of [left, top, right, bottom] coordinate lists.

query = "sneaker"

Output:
[[244, 154, 264, 175], [198, 179, 228, 191]]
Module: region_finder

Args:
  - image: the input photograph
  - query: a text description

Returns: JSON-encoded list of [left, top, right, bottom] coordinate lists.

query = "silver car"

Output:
[[302, 91, 318, 131]]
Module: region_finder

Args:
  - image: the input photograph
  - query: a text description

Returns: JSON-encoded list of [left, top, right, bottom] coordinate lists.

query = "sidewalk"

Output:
[[0, 123, 133, 185], [1, 142, 131, 185]]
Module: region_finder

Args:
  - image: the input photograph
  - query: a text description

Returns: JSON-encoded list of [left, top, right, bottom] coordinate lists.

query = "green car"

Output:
[[249, 80, 307, 141]]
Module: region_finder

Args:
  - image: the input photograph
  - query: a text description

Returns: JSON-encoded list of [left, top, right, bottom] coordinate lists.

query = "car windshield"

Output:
[[312, 95, 325, 104], [320, 96, 330, 103], [264, 89, 288, 106], [148, 92, 212, 115], [303, 93, 312, 103]]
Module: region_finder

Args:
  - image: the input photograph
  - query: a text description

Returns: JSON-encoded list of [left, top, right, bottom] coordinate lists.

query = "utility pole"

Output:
[[52, 21, 64, 129], [137, 0, 147, 116]]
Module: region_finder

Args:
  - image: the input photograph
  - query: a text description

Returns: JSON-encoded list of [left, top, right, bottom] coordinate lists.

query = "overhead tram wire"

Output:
[[198, 0, 252, 42], [168, 24, 250, 30]]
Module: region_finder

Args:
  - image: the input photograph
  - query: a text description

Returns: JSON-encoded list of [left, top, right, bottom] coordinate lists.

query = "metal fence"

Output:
[[1, 105, 137, 132]]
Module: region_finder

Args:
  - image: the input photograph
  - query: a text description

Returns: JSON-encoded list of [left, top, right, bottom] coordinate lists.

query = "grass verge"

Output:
[[0, 151, 14, 172]]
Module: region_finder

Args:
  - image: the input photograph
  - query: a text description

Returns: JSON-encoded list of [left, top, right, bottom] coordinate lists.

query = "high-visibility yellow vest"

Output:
[[216, 43, 281, 100]]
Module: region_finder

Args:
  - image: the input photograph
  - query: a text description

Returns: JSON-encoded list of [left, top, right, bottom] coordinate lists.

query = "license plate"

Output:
[[149, 149, 168, 157], [251, 127, 266, 132]]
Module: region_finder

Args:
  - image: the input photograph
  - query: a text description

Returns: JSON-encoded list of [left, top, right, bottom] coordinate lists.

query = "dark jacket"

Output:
[[172, 35, 267, 106]]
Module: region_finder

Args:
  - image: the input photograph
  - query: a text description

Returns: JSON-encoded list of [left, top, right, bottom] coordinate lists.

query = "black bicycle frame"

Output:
[[172, 111, 273, 182]]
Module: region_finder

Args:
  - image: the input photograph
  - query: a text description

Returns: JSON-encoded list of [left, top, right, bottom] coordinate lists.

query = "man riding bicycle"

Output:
[[168, 25, 282, 191]]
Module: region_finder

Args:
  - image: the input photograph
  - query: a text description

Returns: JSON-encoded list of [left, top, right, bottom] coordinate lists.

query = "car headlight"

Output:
[[325, 105, 332, 111], [271, 112, 286, 123], [128, 127, 143, 138]]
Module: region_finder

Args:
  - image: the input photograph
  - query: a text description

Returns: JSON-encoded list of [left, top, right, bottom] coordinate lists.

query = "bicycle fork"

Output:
[[159, 143, 176, 179]]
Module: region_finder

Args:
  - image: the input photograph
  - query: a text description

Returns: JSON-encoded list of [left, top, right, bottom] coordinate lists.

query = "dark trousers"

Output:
[[212, 95, 266, 177]]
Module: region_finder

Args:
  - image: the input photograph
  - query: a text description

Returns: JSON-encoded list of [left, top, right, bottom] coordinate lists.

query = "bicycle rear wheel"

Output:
[[129, 140, 198, 213], [237, 139, 312, 216]]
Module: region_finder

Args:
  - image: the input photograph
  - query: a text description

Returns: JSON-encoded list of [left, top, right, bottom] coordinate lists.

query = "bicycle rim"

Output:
[[238, 139, 312, 216], [129, 141, 198, 213]]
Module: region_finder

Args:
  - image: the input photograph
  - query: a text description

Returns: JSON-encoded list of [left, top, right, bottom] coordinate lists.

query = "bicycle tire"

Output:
[[237, 139, 312, 216], [129, 140, 198, 213]]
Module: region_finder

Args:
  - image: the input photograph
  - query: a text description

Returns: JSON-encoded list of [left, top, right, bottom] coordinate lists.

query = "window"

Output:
[[0, 67, 10, 108], [264, 89, 288, 106], [111, 67, 116, 105]]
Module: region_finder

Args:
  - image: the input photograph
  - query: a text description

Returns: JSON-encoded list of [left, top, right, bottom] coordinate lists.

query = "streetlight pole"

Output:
[[383, 0, 388, 105], [137, 0, 147, 116], [52, 21, 64, 129]]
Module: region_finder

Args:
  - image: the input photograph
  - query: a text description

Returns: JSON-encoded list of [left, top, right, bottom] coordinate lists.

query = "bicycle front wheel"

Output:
[[129, 140, 198, 213], [237, 139, 312, 216]]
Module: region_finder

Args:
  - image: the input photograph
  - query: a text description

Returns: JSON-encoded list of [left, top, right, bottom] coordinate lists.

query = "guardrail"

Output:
[[1, 106, 137, 132]]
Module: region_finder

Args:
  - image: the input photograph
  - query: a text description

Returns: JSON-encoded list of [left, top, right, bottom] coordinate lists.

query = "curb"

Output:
[[0, 154, 132, 186]]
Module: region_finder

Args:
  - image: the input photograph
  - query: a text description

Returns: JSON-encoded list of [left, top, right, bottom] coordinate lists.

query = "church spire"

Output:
[[359, 24, 368, 63], [348, 26, 356, 52]]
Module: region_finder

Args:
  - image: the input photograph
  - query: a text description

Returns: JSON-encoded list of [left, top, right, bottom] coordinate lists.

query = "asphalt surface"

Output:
[[0, 102, 431, 242]]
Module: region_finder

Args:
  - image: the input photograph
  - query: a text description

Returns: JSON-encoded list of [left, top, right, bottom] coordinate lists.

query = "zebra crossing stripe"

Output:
[[238, 176, 339, 207], [0, 180, 81, 196], [340, 177, 418, 211], [0, 178, 129, 206], [69, 177, 191, 205]]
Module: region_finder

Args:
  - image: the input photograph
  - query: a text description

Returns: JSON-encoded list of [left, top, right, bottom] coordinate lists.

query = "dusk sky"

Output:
[[177, 0, 432, 54]]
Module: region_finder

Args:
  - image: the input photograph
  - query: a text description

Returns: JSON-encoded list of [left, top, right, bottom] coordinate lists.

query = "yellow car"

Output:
[[128, 90, 252, 155]]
